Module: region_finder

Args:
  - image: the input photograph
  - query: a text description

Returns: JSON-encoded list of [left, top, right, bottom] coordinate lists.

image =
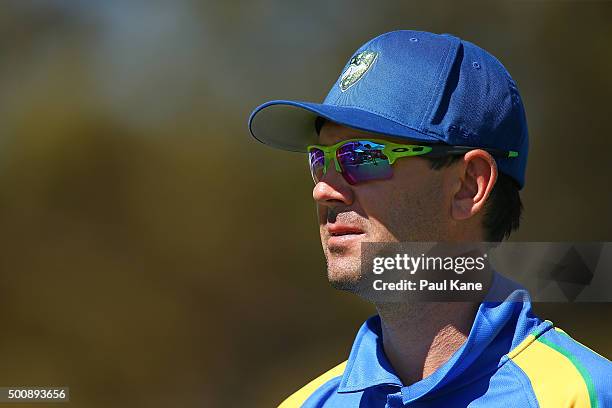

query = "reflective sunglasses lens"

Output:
[[337, 141, 392, 184], [308, 148, 325, 183]]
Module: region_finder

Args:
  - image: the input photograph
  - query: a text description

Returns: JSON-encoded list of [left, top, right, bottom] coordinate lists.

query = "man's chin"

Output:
[[324, 250, 364, 291], [327, 268, 363, 292]]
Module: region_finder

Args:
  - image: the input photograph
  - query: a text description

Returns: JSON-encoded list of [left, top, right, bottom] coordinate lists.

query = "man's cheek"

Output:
[[360, 201, 392, 232]]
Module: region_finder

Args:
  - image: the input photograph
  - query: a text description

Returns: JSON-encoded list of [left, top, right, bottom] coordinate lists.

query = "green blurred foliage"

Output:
[[0, 1, 610, 407]]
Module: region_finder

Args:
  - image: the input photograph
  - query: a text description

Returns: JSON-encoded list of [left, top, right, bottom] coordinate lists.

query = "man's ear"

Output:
[[451, 150, 497, 220]]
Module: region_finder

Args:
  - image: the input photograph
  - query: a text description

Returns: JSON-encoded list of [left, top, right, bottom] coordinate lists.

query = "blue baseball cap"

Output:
[[248, 30, 529, 188]]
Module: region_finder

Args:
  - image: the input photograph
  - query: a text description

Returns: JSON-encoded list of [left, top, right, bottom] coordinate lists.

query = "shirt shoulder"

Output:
[[508, 324, 612, 408], [277, 361, 346, 408]]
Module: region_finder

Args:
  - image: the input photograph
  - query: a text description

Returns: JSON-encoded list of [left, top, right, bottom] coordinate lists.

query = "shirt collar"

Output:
[[337, 314, 403, 393], [337, 272, 551, 402]]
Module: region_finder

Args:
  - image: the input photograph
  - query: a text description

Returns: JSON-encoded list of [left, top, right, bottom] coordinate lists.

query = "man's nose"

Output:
[[312, 166, 354, 207]]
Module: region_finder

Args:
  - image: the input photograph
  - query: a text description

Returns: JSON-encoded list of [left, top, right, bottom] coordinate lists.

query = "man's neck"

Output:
[[376, 302, 479, 386]]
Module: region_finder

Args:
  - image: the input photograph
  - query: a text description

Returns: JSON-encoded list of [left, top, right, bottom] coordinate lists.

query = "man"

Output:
[[248, 31, 610, 407]]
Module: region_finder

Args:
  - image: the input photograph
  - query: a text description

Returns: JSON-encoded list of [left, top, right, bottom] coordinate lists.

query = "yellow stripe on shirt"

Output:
[[511, 338, 591, 408], [278, 361, 347, 408]]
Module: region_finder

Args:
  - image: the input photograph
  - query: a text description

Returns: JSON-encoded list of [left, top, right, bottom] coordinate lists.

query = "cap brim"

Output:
[[248, 100, 442, 152]]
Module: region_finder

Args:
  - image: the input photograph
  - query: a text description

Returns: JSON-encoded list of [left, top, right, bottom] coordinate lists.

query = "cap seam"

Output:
[[419, 38, 455, 131]]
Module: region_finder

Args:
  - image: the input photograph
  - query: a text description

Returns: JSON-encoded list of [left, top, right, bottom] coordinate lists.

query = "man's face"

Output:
[[314, 122, 459, 290]]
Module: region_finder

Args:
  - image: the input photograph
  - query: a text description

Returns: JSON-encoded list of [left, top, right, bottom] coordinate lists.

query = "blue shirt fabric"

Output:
[[280, 274, 612, 407]]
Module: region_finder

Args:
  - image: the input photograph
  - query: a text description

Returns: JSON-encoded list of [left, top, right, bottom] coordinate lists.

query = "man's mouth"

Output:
[[326, 225, 365, 247], [328, 227, 364, 236]]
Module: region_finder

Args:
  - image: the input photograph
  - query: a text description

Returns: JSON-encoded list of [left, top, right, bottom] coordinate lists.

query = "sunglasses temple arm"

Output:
[[427, 146, 518, 158]]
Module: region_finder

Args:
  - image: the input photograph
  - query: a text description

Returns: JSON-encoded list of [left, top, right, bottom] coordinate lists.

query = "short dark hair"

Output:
[[426, 155, 523, 242], [314, 117, 522, 241]]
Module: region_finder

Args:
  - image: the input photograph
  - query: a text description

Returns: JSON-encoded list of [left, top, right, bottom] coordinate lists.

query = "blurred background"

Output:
[[0, 0, 610, 407]]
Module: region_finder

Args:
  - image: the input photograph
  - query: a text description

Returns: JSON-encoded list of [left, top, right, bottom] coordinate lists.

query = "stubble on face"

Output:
[[317, 153, 450, 293], [320, 181, 444, 291]]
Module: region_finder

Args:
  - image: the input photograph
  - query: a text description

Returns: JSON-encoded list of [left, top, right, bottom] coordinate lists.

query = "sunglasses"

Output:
[[307, 138, 518, 185]]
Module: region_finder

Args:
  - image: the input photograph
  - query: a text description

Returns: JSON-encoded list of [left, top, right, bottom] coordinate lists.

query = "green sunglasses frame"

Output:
[[307, 138, 518, 177]]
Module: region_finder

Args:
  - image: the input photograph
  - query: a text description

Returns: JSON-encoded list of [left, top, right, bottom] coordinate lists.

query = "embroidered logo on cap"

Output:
[[339, 50, 378, 92]]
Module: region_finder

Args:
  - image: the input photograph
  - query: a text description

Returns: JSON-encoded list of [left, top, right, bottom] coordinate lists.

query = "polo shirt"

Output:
[[278, 273, 611, 407]]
